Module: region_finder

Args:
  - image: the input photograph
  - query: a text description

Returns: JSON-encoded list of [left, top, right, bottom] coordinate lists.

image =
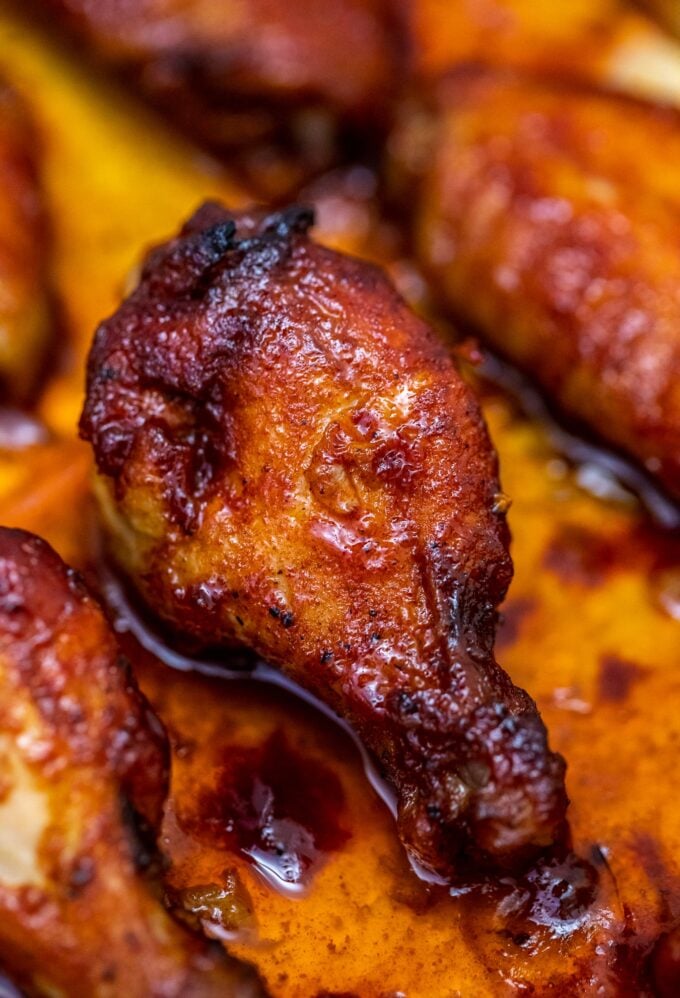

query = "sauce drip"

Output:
[[178, 730, 350, 891], [478, 852, 599, 945]]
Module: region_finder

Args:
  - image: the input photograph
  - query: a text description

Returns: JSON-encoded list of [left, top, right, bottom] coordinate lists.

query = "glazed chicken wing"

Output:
[[405, 0, 680, 107], [410, 71, 680, 500], [0, 527, 264, 997], [0, 82, 50, 404], [80, 202, 567, 880], [34, 0, 395, 168]]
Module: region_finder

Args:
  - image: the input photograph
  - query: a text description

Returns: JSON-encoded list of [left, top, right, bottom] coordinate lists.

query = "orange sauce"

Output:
[[0, 2, 678, 994]]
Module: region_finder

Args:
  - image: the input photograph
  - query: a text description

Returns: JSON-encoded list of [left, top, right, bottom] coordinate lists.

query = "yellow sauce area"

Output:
[[0, 2, 677, 994]]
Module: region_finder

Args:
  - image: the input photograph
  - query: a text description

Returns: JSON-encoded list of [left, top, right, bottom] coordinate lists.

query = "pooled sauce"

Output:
[[458, 852, 599, 946], [102, 562, 608, 927], [177, 729, 350, 890], [91, 551, 677, 995], [102, 563, 400, 816]]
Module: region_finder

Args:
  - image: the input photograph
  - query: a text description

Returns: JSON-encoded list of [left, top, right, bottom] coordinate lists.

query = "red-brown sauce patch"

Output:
[[177, 729, 350, 887], [597, 654, 647, 704]]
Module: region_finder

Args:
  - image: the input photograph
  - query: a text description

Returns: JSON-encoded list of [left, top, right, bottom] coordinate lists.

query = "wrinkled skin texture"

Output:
[[411, 71, 680, 499], [0, 82, 50, 403], [81, 202, 567, 880], [33, 0, 395, 158], [0, 527, 265, 997]]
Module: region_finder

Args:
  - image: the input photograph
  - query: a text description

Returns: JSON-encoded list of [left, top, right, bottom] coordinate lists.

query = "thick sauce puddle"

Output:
[[176, 729, 350, 890], [478, 351, 680, 530], [100, 563, 619, 971]]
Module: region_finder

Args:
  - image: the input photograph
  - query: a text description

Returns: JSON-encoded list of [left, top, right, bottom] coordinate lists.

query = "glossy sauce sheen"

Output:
[[178, 729, 350, 887], [118, 603, 664, 996], [0, 4, 680, 993]]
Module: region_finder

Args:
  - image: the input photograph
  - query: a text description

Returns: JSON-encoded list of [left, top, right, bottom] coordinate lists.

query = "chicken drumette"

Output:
[[81, 202, 567, 880], [0, 527, 264, 996], [409, 71, 680, 500], [34, 0, 395, 175]]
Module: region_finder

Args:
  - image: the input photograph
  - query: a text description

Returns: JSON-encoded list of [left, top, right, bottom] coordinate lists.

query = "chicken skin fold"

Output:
[[81, 202, 567, 880], [0, 83, 50, 404], [411, 71, 680, 500], [0, 527, 264, 997]]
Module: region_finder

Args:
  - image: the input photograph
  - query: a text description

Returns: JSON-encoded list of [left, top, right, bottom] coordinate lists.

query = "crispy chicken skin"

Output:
[[0, 83, 50, 404], [80, 202, 567, 880], [411, 72, 680, 499], [0, 527, 264, 997], [35, 0, 395, 151]]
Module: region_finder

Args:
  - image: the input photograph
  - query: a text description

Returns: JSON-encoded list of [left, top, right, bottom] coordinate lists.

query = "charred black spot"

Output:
[[397, 691, 419, 716], [203, 220, 237, 260], [263, 204, 315, 238], [543, 525, 621, 587], [176, 730, 349, 886]]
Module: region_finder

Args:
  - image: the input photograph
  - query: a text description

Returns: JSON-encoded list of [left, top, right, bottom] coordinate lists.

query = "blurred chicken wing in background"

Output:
[[32, 0, 398, 192], [406, 70, 680, 499], [0, 81, 50, 405], [0, 527, 264, 996]]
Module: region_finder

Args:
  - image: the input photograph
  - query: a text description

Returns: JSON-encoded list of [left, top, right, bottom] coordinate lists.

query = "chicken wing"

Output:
[[409, 71, 680, 500], [0, 527, 264, 996], [34, 0, 395, 173], [0, 82, 50, 404], [80, 202, 567, 881]]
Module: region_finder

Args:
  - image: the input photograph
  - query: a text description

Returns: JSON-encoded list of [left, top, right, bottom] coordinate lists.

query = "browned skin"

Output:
[[411, 71, 680, 500], [0, 527, 265, 997], [80, 202, 567, 881], [0, 82, 50, 403], [640, 0, 680, 38], [33, 0, 396, 161]]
